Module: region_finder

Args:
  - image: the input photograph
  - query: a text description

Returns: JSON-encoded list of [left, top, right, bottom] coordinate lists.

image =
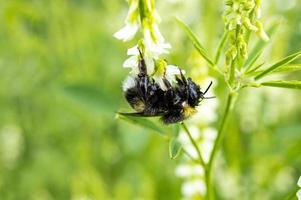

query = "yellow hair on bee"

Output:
[[183, 103, 197, 118], [133, 100, 145, 112]]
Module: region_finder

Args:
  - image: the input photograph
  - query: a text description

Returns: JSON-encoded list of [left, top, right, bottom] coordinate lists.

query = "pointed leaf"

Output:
[[244, 22, 279, 71], [214, 31, 229, 65], [273, 64, 301, 73], [176, 18, 214, 67], [260, 80, 301, 89], [116, 113, 166, 135], [169, 137, 182, 159], [254, 51, 301, 80]]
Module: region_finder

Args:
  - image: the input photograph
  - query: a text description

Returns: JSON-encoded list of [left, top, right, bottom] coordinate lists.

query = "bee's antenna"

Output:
[[203, 96, 216, 99], [203, 81, 213, 95]]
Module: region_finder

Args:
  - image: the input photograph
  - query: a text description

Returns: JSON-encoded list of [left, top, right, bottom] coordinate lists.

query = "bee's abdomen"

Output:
[[125, 87, 145, 112]]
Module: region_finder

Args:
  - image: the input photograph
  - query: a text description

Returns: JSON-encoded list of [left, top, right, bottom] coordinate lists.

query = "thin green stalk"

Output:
[[214, 31, 229, 65], [205, 92, 238, 199], [181, 123, 206, 169], [229, 58, 236, 85], [182, 148, 201, 164]]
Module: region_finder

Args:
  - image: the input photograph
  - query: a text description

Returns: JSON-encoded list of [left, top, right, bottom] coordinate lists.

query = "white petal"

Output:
[[123, 56, 138, 68], [127, 45, 139, 55], [175, 164, 204, 178], [298, 176, 301, 187], [166, 65, 181, 75], [144, 56, 155, 75], [143, 29, 171, 57], [297, 189, 301, 200], [113, 23, 138, 42], [152, 24, 164, 43], [153, 76, 167, 90]]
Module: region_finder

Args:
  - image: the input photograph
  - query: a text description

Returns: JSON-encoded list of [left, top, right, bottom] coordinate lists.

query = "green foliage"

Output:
[[169, 137, 182, 159], [0, 0, 301, 200], [116, 113, 166, 135], [176, 18, 215, 68], [254, 51, 301, 80], [260, 80, 301, 89]]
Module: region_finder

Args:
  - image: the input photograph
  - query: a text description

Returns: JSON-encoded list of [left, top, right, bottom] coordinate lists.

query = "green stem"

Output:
[[181, 123, 206, 169], [229, 57, 236, 86], [206, 92, 238, 199], [182, 148, 201, 164]]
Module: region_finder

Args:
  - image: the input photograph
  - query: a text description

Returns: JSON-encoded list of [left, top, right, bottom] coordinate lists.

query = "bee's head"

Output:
[[186, 78, 203, 107], [186, 78, 213, 107]]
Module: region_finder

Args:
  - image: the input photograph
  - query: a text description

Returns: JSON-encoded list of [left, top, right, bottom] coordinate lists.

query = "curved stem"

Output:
[[206, 91, 238, 199], [181, 123, 206, 169]]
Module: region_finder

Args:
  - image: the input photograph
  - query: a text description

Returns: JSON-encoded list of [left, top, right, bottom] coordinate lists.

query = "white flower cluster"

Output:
[[175, 78, 219, 199], [297, 176, 301, 200], [114, 0, 181, 89]]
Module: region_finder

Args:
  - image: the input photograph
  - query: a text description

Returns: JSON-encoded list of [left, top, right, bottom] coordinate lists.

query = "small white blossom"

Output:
[[114, 22, 139, 42], [153, 65, 182, 90], [176, 164, 204, 177], [114, 0, 139, 41], [123, 45, 154, 75], [143, 26, 171, 58], [182, 180, 207, 197]]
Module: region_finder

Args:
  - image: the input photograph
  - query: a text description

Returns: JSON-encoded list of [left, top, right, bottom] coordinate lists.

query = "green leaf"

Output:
[[244, 22, 279, 72], [62, 84, 117, 116], [273, 64, 301, 73], [254, 51, 301, 80], [176, 18, 214, 67], [116, 113, 166, 135], [247, 64, 301, 76], [169, 137, 182, 159], [260, 80, 301, 89], [214, 31, 229, 65]]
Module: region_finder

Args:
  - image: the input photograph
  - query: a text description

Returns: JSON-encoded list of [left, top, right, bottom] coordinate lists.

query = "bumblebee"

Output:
[[120, 49, 213, 124]]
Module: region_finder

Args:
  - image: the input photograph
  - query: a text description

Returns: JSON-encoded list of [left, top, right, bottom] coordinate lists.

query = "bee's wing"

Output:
[[117, 112, 163, 117]]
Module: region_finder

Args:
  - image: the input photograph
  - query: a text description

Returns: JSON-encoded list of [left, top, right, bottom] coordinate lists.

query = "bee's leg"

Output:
[[138, 48, 147, 76], [179, 68, 187, 86]]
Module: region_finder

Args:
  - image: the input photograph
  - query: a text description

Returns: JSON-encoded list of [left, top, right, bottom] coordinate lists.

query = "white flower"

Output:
[[298, 176, 301, 187], [114, 0, 139, 42], [182, 180, 206, 197], [175, 164, 204, 178], [153, 65, 183, 90], [114, 22, 139, 42], [123, 45, 183, 89], [123, 45, 155, 75], [143, 27, 171, 58]]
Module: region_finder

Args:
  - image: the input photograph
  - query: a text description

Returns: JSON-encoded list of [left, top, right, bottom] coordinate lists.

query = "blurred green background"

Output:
[[0, 0, 301, 199]]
